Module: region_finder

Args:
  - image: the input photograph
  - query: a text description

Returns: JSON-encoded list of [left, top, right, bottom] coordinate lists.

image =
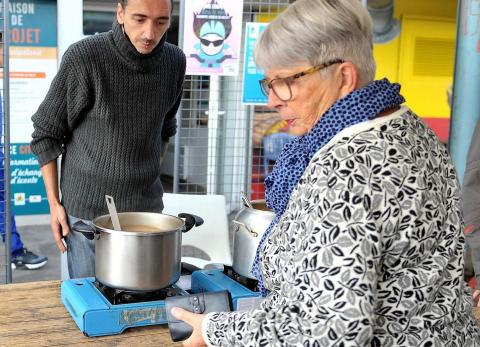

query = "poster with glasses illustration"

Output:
[[183, 0, 243, 76]]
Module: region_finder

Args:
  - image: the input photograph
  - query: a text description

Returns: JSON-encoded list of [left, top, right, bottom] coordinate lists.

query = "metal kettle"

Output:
[[232, 199, 275, 279]]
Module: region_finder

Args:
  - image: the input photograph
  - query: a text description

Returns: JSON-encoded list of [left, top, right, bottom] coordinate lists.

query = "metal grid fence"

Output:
[[173, 0, 294, 214], [0, 0, 294, 282]]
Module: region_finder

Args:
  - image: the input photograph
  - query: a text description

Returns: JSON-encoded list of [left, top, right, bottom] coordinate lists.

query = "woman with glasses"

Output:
[[171, 0, 480, 345]]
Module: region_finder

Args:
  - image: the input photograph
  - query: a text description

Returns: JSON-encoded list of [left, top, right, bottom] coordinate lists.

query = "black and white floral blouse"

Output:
[[202, 107, 480, 346]]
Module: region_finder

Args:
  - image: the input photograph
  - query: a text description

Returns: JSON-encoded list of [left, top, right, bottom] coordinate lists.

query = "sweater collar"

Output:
[[111, 20, 166, 71]]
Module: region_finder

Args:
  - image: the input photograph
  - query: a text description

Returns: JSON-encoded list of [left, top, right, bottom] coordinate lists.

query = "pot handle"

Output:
[[232, 220, 258, 237], [178, 213, 204, 232], [71, 221, 98, 240]]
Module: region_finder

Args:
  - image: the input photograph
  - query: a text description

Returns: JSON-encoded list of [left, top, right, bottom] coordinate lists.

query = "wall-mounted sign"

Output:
[[0, 0, 57, 215], [183, 0, 244, 76], [242, 22, 268, 105]]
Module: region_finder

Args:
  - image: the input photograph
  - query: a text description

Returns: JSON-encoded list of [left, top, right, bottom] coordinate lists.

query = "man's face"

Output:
[[117, 0, 171, 54]]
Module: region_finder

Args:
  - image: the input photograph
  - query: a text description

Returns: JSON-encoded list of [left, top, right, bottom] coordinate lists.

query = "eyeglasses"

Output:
[[259, 59, 344, 102], [200, 38, 224, 47]]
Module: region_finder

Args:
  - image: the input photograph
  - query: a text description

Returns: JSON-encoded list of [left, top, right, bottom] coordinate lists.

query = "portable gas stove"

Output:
[[61, 267, 261, 337]]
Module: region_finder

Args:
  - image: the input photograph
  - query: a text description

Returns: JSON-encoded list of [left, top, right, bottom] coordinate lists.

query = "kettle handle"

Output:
[[178, 213, 204, 232], [232, 220, 258, 237]]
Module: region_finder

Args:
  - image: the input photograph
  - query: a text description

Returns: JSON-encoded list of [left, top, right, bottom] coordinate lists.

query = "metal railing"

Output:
[[1, 0, 12, 284]]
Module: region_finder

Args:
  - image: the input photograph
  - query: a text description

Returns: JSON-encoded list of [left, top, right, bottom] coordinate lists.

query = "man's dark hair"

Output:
[[119, 0, 173, 11]]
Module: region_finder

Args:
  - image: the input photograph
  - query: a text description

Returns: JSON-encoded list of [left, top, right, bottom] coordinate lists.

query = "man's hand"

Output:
[[50, 202, 69, 253], [171, 307, 207, 347], [39, 160, 68, 252]]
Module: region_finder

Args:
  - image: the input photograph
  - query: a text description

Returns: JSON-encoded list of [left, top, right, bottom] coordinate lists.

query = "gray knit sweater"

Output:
[[31, 21, 186, 220]]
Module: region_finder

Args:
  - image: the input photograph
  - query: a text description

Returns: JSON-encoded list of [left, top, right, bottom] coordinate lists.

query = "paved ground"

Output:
[[1, 224, 60, 284]]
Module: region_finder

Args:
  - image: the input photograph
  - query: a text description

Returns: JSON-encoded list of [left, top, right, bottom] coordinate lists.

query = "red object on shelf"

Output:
[[251, 147, 266, 200], [251, 182, 265, 200]]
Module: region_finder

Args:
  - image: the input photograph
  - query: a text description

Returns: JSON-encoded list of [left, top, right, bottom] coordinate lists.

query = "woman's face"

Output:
[[264, 63, 343, 136]]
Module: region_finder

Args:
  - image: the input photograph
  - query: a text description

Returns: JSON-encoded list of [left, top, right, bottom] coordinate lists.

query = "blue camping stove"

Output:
[[61, 268, 260, 337]]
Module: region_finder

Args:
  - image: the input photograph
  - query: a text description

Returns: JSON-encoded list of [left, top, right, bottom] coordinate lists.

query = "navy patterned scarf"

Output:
[[252, 78, 405, 296]]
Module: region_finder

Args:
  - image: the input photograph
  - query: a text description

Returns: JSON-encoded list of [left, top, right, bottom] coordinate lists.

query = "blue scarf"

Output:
[[251, 78, 405, 296]]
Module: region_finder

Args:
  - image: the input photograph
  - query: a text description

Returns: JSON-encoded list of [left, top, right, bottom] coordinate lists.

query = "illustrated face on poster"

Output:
[[184, 0, 243, 76]]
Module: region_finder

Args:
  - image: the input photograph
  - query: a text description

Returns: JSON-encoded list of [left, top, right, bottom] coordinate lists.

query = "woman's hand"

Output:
[[171, 307, 207, 347], [473, 289, 480, 307]]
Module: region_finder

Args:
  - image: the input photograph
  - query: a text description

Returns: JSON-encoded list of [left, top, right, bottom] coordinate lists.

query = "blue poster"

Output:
[[2, 0, 57, 47], [3, 0, 58, 215], [242, 23, 268, 105], [10, 143, 49, 214]]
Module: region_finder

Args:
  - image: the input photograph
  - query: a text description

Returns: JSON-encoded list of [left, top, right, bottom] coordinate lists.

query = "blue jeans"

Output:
[[0, 211, 23, 256], [0, 161, 23, 256], [66, 215, 95, 279]]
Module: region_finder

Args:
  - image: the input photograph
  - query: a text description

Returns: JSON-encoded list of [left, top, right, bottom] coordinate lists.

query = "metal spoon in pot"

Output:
[[105, 195, 122, 231], [240, 191, 254, 209]]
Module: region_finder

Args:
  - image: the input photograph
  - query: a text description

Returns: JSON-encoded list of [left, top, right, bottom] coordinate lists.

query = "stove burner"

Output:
[[94, 281, 184, 305], [223, 266, 259, 292]]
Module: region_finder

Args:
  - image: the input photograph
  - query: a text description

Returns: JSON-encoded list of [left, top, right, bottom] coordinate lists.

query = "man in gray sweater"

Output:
[[30, 0, 186, 278]]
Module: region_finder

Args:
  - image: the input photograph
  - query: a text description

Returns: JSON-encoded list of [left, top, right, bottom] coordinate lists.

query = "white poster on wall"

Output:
[[183, 0, 244, 76]]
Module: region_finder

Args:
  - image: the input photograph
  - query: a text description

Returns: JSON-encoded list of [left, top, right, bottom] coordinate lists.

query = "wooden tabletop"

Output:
[[0, 280, 181, 347], [1, 280, 480, 346]]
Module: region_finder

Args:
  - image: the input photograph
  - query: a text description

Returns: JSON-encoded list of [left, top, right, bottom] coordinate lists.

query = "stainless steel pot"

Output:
[[232, 200, 275, 279], [72, 212, 203, 291]]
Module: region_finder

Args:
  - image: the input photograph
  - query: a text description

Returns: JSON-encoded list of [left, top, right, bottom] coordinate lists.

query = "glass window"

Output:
[[83, 10, 115, 35]]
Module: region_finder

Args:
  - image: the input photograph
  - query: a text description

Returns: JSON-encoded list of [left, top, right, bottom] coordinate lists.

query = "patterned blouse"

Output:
[[202, 107, 480, 346]]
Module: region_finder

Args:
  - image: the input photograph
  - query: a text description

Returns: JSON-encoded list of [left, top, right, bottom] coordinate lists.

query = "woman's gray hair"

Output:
[[254, 0, 376, 86]]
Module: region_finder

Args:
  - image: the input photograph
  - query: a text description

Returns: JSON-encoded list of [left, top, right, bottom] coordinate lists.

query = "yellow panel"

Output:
[[413, 38, 455, 76], [256, 6, 288, 23], [398, 16, 456, 118], [256, 13, 279, 23], [373, 35, 400, 82], [395, 0, 457, 19]]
